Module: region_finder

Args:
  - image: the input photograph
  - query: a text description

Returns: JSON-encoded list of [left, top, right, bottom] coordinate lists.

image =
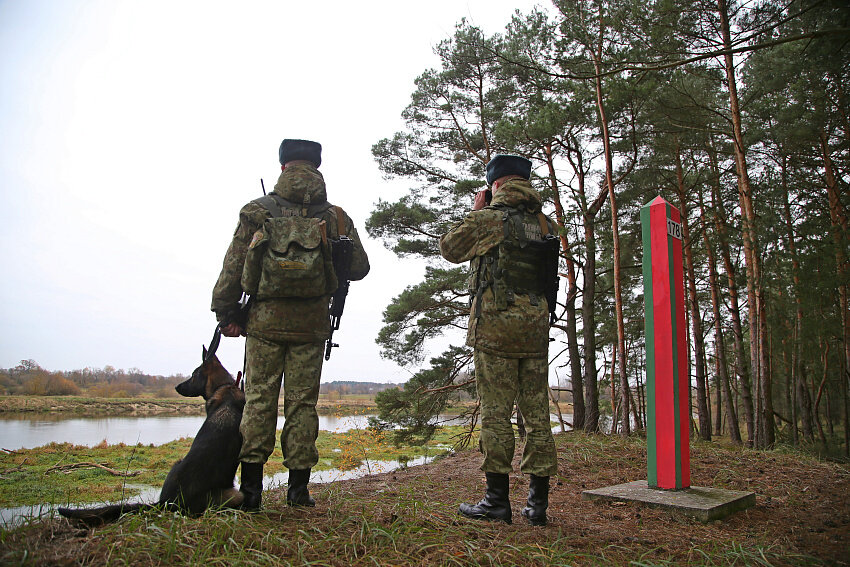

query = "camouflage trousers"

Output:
[[474, 350, 558, 477], [239, 335, 323, 470]]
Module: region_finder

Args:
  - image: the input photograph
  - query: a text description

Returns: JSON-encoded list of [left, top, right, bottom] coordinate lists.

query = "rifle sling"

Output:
[[537, 212, 550, 237], [334, 206, 346, 237]]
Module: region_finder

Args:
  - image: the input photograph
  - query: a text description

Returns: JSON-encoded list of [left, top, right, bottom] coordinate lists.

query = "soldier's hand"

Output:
[[221, 322, 243, 337], [473, 189, 491, 211]]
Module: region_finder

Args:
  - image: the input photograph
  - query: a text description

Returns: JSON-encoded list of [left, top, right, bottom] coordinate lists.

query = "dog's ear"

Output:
[[203, 325, 222, 363], [202, 346, 208, 361]]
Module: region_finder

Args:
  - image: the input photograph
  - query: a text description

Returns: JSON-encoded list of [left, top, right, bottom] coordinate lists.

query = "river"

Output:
[[0, 411, 570, 451], [0, 413, 377, 451]]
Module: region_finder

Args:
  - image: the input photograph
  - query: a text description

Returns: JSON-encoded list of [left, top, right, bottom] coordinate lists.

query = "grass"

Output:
[[0, 482, 815, 566], [1, 430, 848, 565], [0, 425, 462, 508], [0, 395, 200, 414]]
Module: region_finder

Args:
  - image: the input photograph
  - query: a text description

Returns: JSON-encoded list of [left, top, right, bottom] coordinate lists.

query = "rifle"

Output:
[[541, 233, 560, 325], [325, 235, 354, 360]]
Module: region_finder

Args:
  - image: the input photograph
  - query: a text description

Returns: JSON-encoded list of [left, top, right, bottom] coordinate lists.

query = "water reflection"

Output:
[[0, 411, 573, 451], [0, 413, 374, 450], [262, 454, 438, 488]]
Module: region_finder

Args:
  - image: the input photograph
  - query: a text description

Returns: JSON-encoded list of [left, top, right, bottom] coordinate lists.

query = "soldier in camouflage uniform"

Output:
[[212, 139, 369, 510], [439, 154, 558, 526]]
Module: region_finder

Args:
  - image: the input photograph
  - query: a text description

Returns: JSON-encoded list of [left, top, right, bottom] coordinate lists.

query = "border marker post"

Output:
[[581, 196, 755, 522], [642, 195, 690, 489]]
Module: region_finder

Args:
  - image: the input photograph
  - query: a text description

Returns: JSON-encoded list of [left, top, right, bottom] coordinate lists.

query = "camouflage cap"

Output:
[[279, 139, 322, 167], [486, 154, 531, 185]]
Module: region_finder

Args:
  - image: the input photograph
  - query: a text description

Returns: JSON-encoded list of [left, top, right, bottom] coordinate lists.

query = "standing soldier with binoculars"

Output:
[[440, 154, 560, 526]]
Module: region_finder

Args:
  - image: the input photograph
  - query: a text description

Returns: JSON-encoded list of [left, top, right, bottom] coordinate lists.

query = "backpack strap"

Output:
[[252, 193, 334, 219], [253, 194, 284, 218]]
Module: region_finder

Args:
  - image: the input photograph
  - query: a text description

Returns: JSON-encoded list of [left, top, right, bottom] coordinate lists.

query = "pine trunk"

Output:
[[821, 129, 850, 445], [707, 141, 755, 445], [701, 185, 741, 443], [780, 154, 810, 445], [675, 143, 710, 440], [545, 145, 585, 430], [718, 0, 773, 448], [592, 40, 630, 437]]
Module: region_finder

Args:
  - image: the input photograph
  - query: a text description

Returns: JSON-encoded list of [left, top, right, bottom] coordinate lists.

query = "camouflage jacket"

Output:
[[211, 163, 370, 343], [439, 179, 554, 358]]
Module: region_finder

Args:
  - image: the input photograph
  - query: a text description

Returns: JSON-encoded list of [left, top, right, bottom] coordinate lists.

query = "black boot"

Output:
[[286, 469, 315, 507], [521, 474, 549, 526], [459, 472, 512, 524], [239, 462, 263, 512]]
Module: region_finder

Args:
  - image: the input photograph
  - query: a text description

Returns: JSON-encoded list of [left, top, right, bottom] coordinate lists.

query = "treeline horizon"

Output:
[[0, 360, 402, 399], [367, 0, 849, 455]]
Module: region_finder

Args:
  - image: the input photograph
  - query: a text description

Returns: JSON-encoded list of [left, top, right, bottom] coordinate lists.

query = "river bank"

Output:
[[0, 424, 458, 508], [2, 432, 847, 565], [0, 395, 377, 416]]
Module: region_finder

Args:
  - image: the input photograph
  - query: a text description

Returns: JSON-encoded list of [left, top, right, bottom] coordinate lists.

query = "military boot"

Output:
[[239, 462, 263, 512], [286, 469, 315, 507], [520, 474, 549, 526], [458, 472, 512, 524]]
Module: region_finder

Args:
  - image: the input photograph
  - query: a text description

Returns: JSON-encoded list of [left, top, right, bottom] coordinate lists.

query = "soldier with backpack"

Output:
[[211, 139, 370, 511], [439, 154, 560, 526]]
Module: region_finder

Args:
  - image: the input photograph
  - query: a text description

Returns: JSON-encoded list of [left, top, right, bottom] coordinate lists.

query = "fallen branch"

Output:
[[0, 457, 29, 475], [45, 462, 141, 477]]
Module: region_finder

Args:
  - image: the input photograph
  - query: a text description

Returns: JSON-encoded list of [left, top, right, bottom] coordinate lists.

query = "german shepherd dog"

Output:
[[58, 332, 246, 525]]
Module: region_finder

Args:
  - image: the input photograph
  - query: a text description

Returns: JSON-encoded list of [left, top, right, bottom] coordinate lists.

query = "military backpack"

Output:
[[470, 204, 561, 324], [241, 193, 343, 300]]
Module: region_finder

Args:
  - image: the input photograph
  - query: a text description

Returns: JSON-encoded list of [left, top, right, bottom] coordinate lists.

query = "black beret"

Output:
[[279, 139, 322, 167], [485, 154, 532, 185]]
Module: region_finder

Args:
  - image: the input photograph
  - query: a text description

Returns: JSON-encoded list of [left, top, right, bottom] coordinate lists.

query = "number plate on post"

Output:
[[667, 219, 682, 240]]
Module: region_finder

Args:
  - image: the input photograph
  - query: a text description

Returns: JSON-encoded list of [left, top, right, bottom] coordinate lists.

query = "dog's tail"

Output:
[[58, 502, 156, 525]]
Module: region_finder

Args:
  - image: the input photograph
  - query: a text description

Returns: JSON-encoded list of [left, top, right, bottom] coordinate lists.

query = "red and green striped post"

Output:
[[641, 196, 690, 490]]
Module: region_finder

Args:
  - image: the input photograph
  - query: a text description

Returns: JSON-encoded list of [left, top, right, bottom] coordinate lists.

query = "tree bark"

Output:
[[590, 16, 630, 436], [779, 152, 812, 444], [844, 361, 849, 457], [609, 348, 618, 434], [821, 128, 850, 436], [565, 137, 603, 434], [544, 144, 585, 430], [675, 141, 710, 440], [699, 184, 741, 443], [814, 341, 830, 445], [707, 140, 755, 445], [718, 0, 773, 447]]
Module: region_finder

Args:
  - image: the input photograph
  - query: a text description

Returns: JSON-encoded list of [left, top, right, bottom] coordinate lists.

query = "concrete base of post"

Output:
[[582, 480, 755, 523]]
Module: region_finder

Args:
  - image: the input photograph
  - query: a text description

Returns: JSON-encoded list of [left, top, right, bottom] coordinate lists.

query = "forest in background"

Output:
[[367, 0, 850, 456], [0, 360, 398, 400]]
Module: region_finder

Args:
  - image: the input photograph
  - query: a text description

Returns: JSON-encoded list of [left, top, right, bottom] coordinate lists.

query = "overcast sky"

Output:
[[0, 0, 544, 383]]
